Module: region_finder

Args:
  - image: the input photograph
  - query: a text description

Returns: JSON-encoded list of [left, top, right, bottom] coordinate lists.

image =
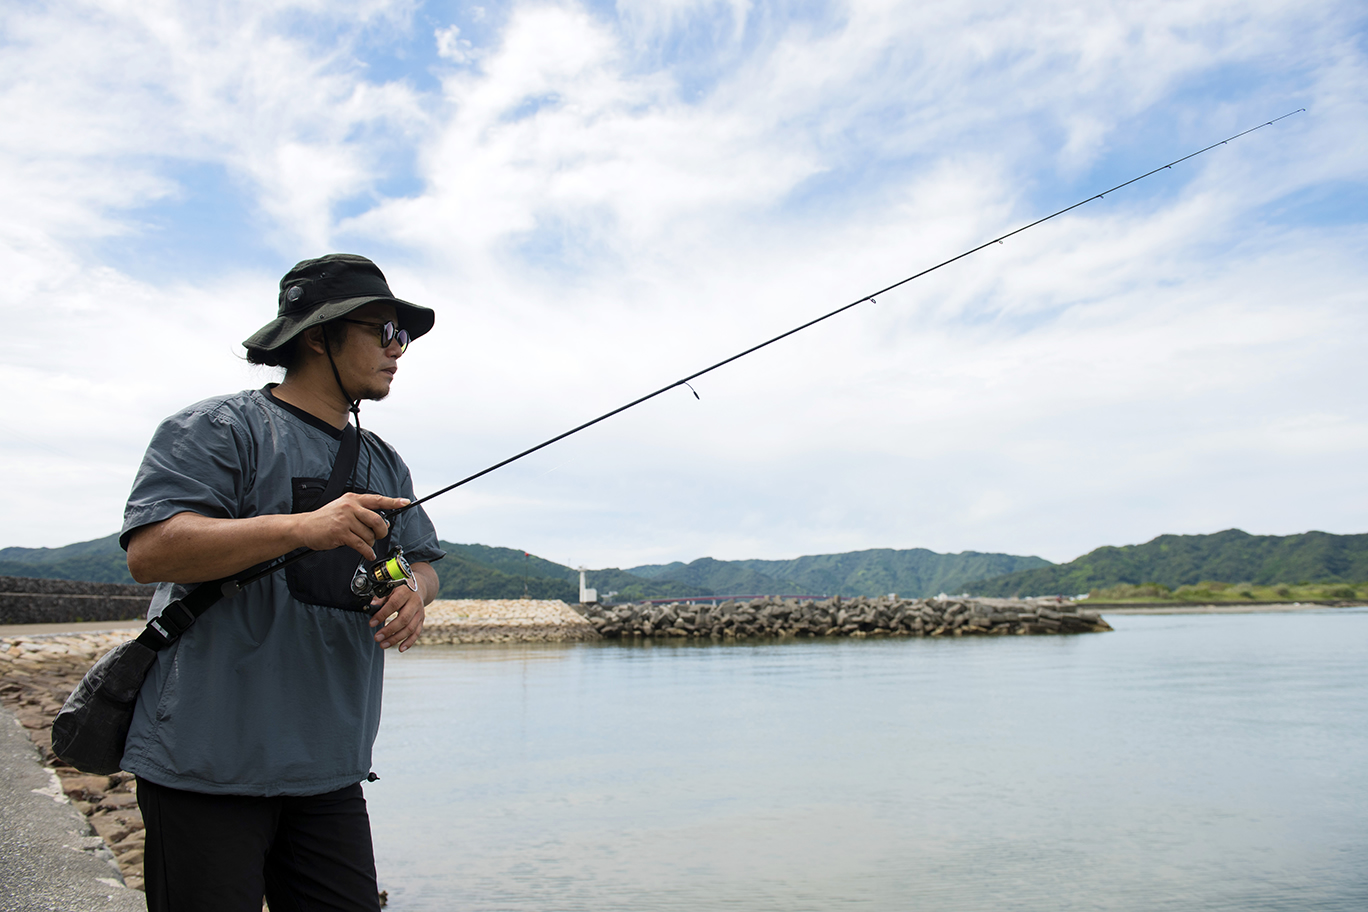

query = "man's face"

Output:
[[332, 302, 404, 402]]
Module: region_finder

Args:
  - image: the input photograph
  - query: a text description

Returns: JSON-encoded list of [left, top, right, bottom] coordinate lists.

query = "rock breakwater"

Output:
[[576, 595, 1112, 639]]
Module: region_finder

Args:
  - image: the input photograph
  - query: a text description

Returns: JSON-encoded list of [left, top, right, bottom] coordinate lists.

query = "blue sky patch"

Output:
[[1258, 180, 1368, 229], [88, 160, 280, 284]]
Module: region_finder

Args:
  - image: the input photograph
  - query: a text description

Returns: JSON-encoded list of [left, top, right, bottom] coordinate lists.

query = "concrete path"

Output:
[[0, 707, 144, 912]]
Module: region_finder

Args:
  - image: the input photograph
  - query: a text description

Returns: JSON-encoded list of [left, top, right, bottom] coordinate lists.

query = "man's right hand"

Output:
[[128, 496, 411, 585], [294, 493, 411, 560]]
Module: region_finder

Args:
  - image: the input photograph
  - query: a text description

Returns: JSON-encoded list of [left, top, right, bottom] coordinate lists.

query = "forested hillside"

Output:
[[15, 529, 1362, 603], [0, 534, 135, 584], [967, 529, 1368, 597], [627, 549, 1051, 599], [1, 535, 1047, 601]]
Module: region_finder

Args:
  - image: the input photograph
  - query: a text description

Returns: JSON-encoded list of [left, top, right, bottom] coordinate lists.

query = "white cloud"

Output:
[[435, 24, 475, 63], [0, 0, 426, 251], [2, 0, 1365, 568]]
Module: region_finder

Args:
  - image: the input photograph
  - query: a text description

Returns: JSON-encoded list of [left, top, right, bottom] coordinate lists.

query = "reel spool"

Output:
[[351, 546, 418, 599]]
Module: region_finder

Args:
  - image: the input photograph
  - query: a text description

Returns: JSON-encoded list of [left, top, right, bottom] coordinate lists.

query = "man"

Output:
[[120, 254, 444, 911]]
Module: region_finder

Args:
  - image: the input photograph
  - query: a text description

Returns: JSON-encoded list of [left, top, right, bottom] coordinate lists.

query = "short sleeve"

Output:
[[119, 402, 253, 551]]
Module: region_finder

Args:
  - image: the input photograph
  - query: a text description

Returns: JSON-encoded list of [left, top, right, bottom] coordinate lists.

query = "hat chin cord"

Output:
[[323, 328, 371, 492], [321, 332, 360, 418]]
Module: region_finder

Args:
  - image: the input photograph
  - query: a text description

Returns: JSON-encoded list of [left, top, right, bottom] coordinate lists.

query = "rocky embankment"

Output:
[[576, 595, 1113, 638], [422, 599, 600, 643]]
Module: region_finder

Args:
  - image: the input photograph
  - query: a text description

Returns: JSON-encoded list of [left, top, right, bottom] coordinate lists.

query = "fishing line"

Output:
[[387, 109, 1305, 522], [222, 109, 1304, 597]]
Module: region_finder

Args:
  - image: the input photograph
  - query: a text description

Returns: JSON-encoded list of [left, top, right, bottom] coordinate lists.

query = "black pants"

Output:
[[136, 778, 382, 912]]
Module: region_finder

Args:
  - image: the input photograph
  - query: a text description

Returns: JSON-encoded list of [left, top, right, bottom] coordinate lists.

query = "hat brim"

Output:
[[243, 295, 435, 353]]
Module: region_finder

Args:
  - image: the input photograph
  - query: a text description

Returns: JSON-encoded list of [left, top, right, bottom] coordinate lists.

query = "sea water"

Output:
[[368, 609, 1368, 911]]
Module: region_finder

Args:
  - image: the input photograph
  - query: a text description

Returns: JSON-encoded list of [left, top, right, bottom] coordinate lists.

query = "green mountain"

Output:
[[0, 534, 1046, 601], [439, 542, 578, 583], [433, 549, 579, 600], [629, 548, 1052, 599], [432, 542, 711, 601], [0, 533, 137, 584], [627, 556, 808, 595], [967, 529, 1368, 597], [0, 533, 669, 601], [628, 562, 687, 579], [12, 529, 1363, 602], [573, 568, 708, 602]]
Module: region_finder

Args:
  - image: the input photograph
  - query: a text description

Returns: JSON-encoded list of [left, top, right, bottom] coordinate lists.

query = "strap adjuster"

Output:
[[151, 598, 198, 641]]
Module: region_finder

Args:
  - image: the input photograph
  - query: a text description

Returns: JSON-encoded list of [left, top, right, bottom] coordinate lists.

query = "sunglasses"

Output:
[[341, 319, 409, 353]]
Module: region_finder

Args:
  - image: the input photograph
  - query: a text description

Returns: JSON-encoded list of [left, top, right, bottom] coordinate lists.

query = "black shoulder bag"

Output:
[[51, 425, 361, 774]]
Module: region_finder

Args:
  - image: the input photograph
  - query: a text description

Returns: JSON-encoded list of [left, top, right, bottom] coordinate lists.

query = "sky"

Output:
[[2, 0, 1365, 570]]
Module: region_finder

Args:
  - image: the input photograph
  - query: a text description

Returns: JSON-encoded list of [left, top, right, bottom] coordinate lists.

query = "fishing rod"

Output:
[[224, 109, 1304, 600], [390, 111, 1304, 511]]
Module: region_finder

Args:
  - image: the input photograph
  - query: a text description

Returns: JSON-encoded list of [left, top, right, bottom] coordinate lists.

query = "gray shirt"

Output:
[[119, 387, 443, 796]]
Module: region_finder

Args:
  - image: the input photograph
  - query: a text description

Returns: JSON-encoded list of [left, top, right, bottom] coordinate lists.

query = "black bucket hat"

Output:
[[243, 254, 435, 356]]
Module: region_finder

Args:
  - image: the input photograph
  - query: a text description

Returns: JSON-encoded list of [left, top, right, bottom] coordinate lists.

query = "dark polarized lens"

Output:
[[381, 322, 410, 353]]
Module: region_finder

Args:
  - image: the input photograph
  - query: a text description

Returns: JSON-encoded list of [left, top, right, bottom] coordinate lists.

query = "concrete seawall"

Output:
[[0, 576, 154, 626]]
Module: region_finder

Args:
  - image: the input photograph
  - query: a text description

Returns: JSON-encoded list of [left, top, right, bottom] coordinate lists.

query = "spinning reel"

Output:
[[351, 546, 418, 600]]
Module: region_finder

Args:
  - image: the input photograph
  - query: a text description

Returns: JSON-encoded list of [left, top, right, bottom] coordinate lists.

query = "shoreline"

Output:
[[1095, 601, 1365, 615], [0, 618, 145, 638]]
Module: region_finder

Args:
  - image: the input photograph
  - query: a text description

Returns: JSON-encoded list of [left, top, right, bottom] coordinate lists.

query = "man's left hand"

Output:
[[369, 560, 437, 651]]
